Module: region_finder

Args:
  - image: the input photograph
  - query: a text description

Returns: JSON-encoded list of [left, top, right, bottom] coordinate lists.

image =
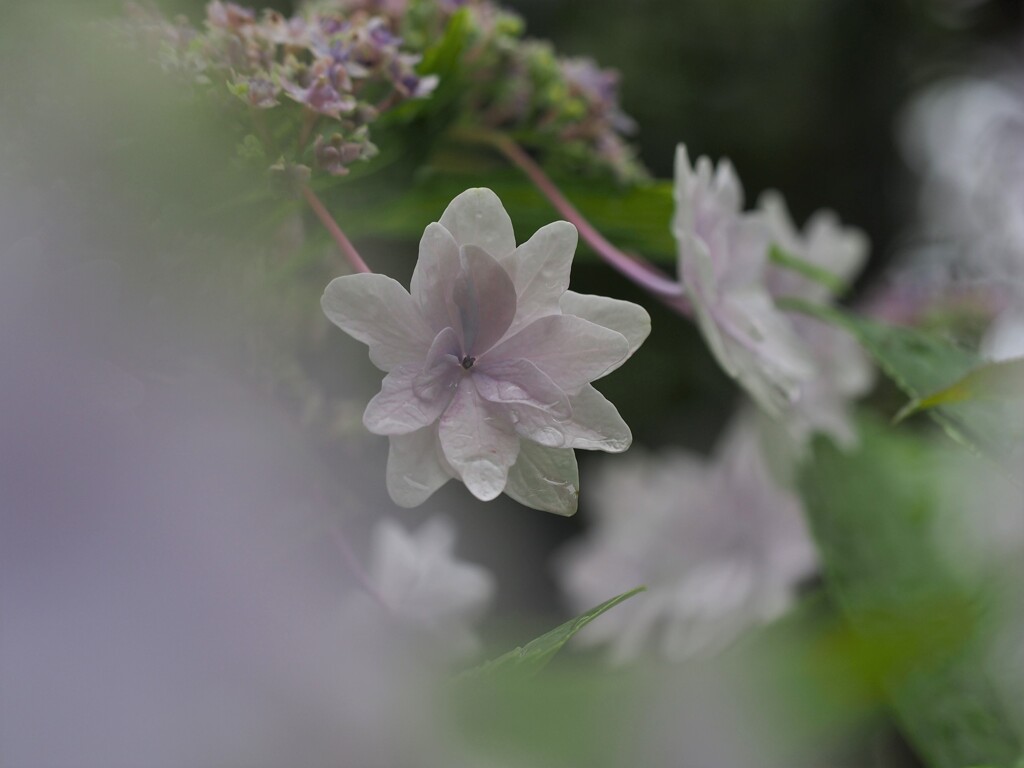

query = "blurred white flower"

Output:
[[673, 145, 814, 417], [982, 307, 1024, 362], [360, 516, 495, 660], [322, 188, 650, 515], [558, 417, 817, 663], [901, 77, 1024, 292], [760, 192, 875, 448]]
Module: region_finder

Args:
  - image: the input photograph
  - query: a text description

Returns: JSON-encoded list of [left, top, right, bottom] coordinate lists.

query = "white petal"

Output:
[[367, 516, 494, 660], [560, 384, 632, 452], [321, 273, 431, 371], [505, 221, 577, 333], [983, 308, 1024, 362], [723, 290, 816, 416], [484, 314, 629, 393], [385, 427, 452, 507], [410, 222, 461, 332], [510, 384, 631, 453], [718, 215, 772, 292], [559, 290, 651, 365], [472, 358, 571, 419], [450, 245, 518, 356], [370, 519, 421, 599], [504, 442, 579, 516], [805, 209, 869, 286], [438, 188, 516, 261], [410, 516, 458, 555], [363, 364, 453, 435], [437, 380, 520, 501]]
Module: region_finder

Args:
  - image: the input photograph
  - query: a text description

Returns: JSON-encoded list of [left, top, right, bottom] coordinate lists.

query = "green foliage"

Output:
[[894, 358, 1024, 423], [801, 419, 1023, 768], [786, 301, 1024, 474], [458, 586, 645, 681]]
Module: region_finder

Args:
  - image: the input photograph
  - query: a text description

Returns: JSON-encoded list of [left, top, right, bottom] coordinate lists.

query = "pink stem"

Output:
[[302, 185, 372, 274], [491, 135, 691, 311]]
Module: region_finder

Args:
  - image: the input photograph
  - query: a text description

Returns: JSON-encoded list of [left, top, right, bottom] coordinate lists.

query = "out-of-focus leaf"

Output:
[[458, 587, 645, 681], [894, 358, 1024, 423], [801, 419, 1023, 768], [785, 300, 1024, 474], [382, 9, 471, 125]]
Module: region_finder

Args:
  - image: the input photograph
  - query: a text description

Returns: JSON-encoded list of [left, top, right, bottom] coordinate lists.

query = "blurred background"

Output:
[[2, 1, 1023, 766]]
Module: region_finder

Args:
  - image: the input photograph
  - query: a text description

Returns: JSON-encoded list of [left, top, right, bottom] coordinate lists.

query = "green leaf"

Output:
[[895, 357, 1024, 423], [784, 300, 1024, 475], [380, 9, 471, 126], [801, 419, 1023, 768], [419, 8, 470, 77], [458, 586, 645, 681]]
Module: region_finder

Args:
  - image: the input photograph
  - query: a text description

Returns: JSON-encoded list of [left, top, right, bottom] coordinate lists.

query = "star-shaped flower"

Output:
[[673, 144, 814, 417], [322, 188, 650, 515]]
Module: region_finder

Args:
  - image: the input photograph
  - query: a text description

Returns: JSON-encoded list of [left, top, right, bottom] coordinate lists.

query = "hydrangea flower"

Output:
[[322, 188, 650, 514], [672, 144, 814, 417], [359, 516, 495, 659], [760, 191, 874, 448], [557, 416, 817, 663]]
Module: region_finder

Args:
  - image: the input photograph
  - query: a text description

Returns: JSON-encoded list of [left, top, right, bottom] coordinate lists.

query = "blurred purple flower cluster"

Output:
[[125, 0, 645, 182]]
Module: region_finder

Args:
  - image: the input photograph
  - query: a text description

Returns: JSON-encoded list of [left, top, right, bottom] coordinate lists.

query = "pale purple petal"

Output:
[[437, 380, 520, 501], [438, 188, 516, 261], [449, 245, 518, 357], [505, 221, 577, 333], [363, 364, 453, 436], [321, 273, 431, 371], [472, 358, 571, 419], [504, 442, 579, 516], [412, 327, 461, 402], [385, 427, 452, 507], [559, 290, 651, 364], [410, 222, 461, 333], [485, 314, 629, 393]]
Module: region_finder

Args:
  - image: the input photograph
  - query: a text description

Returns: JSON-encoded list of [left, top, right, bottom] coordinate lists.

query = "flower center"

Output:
[[460, 355, 476, 370]]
